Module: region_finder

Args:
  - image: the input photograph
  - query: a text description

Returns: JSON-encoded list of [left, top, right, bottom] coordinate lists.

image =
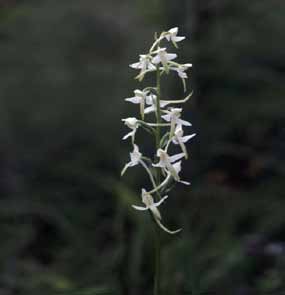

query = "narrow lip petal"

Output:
[[155, 218, 182, 235], [132, 205, 149, 211], [122, 130, 134, 140]]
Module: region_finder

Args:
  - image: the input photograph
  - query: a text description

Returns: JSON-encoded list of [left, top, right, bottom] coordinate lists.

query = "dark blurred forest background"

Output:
[[0, 0, 284, 294]]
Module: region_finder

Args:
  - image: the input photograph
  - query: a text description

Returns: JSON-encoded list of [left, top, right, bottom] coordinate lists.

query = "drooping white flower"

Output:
[[152, 47, 177, 72], [165, 27, 185, 47], [153, 148, 185, 181], [122, 117, 139, 142], [174, 63, 192, 79], [172, 125, 196, 159], [170, 63, 192, 91], [121, 144, 142, 176], [172, 161, 191, 185], [132, 189, 181, 234]]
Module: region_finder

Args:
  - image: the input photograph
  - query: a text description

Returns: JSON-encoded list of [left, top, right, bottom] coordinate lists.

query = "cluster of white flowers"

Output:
[[121, 27, 196, 234]]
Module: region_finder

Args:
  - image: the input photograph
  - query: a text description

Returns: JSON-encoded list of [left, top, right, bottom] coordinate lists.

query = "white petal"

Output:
[[161, 114, 171, 122], [130, 62, 141, 69], [132, 205, 149, 211], [168, 27, 178, 35], [121, 163, 130, 176], [178, 71, 188, 79], [160, 100, 170, 108], [152, 55, 161, 64], [177, 118, 192, 126], [125, 97, 141, 104], [122, 131, 134, 140], [181, 133, 196, 143], [179, 180, 191, 185], [165, 53, 177, 61], [153, 195, 168, 207], [169, 153, 185, 163], [148, 63, 156, 70], [172, 161, 182, 174], [173, 36, 185, 42], [144, 105, 156, 114]]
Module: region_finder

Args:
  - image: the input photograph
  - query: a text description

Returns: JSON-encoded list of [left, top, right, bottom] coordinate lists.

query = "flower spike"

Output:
[[122, 27, 196, 234]]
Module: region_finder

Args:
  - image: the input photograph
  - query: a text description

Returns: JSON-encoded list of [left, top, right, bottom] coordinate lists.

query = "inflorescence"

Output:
[[121, 27, 196, 234]]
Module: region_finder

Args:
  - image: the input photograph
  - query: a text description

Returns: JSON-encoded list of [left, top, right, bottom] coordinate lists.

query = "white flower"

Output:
[[122, 117, 139, 142], [144, 94, 170, 114], [174, 63, 192, 79], [162, 107, 192, 138], [130, 54, 156, 71], [153, 148, 185, 181], [121, 144, 142, 176], [172, 161, 191, 185], [162, 108, 191, 127], [132, 189, 181, 234], [152, 47, 177, 71], [165, 27, 185, 47], [125, 89, 148, 119], [172, 124, 196, 158], [130, 54, 156, 81]]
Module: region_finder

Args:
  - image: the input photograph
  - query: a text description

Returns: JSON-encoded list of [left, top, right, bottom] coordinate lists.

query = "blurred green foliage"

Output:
[[0, 0, 285, 294]]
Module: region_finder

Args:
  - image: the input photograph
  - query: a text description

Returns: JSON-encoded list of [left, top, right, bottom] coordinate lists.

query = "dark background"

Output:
[[0, 0, 284, 294]]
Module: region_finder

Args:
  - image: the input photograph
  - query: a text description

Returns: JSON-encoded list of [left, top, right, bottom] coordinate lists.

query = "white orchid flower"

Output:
[[170, 63, 192, 91], [132, 189, 181, 234], [125, 89, 149, 119], [130, 54, 156, 81], [152, 47, 177, 72], [144, 94, 170, 114], [153, 148, 185, 181], [121, 144, 142, 176], [122, 117, 139, 143], [174, 63, 192, 79], [172, 161, 191, 185], [164, 27, 185, 47], [161, 107, 192, 139], [172, 125, 196, 159]]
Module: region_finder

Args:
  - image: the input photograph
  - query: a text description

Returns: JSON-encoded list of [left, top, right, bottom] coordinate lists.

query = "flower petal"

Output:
[[169, 152, 185, 163], [181, 133, 196, 143], [155, 218, 182, 235], [132, 205, 149, 211], [125, 96, 141, 104]]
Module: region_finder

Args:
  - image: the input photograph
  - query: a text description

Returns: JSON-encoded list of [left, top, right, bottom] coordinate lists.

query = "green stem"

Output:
[[154, 65, 162, 295], [154, 227, 161, 295], [155, 66, 162, 152]]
